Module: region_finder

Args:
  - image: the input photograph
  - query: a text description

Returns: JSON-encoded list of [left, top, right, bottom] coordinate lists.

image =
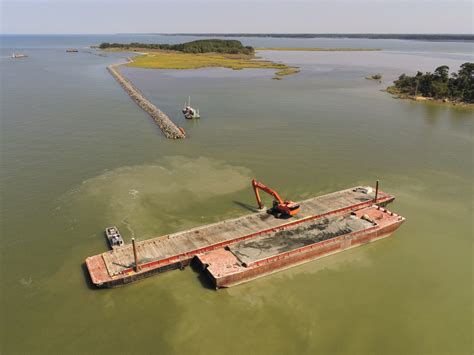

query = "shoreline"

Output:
[[103, 48, 300, 79], [105, 48, 472, 110], [385, 86, 474, 108], [163, 33, 474, 41], [256, 47, 381, 51]]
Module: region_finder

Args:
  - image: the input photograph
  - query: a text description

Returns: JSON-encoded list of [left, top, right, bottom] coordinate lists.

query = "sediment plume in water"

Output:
[[107, 61, 186, 139], [58, 156, 252, 238]]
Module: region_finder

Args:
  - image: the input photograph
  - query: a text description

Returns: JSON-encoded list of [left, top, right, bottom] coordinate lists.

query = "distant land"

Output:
[[156, 33, 474, 42], [386, 63, 473, 107], [99, 39, 300, 79], [257, 47, 380, 51], [100, 39, 255, 54]]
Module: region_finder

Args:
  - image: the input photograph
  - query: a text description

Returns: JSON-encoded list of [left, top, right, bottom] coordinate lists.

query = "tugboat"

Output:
[[182, 96, 200, 119], [11, 53, 28, 59], [105, 226, 125, 249]]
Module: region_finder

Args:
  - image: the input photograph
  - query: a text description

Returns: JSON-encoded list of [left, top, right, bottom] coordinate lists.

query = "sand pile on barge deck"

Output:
[[229, 214, 373, 266]]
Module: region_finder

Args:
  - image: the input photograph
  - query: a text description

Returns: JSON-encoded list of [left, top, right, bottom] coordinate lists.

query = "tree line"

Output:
[[169, 34, 474, 41], [99, 39, 255, 55], [391, 63, 474, 103]]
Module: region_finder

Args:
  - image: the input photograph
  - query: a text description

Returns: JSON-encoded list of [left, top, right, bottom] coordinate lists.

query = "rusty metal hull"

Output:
[[85, 186, 395, 288], [196, 206, 405, 288], [86, 260, 189, 288]]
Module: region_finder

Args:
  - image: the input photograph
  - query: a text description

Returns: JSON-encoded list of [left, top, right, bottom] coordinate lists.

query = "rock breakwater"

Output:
[[107, 62, 185, 139]]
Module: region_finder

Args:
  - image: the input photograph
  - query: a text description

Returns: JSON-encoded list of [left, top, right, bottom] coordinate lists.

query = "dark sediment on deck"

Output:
[[107, 61, 185, 139]]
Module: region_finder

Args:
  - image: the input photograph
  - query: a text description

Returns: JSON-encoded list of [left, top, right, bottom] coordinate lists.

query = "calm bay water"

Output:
[[1, 35, 473, 354]]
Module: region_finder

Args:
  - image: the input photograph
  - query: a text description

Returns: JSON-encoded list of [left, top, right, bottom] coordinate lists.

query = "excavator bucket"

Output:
[[252, 179, 301, 218]]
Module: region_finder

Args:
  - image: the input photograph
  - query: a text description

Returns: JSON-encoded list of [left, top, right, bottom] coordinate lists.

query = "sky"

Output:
[[1, 0, 473, 34]]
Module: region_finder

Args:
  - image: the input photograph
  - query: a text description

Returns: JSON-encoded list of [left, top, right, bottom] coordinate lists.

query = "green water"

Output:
[[1, 36, 472, 354]]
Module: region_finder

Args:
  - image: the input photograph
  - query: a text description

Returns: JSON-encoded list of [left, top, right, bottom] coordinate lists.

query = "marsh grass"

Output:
[[105, 48, 300, 79], [274, 67, 300, 76], [126, 50, 287, 71]]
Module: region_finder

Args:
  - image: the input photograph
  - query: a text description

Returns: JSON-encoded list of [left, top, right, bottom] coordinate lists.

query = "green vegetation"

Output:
[[387, 63, 474, 104], [274, 67, 300, 77], [100, 39, 255, 55], [257, 47, 380, 52], [126, 51, 298, 79], [128, 51, 277, 69], [100, 39, 301, 79], [366, 73, 382, 80]]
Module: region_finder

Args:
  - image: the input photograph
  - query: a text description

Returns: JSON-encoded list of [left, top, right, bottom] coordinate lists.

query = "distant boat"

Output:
[[11, 53, 28, 59], [182, 96, 200, 119], [66, 48, 79, 53]]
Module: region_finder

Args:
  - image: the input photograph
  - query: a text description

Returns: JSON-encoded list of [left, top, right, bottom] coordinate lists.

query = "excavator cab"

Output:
[[272, 199, 300, 217], [252, 179, 300, 218]]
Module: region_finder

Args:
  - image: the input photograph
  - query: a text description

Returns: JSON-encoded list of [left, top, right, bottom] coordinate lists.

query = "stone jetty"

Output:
[[107, 61, 185, 139]]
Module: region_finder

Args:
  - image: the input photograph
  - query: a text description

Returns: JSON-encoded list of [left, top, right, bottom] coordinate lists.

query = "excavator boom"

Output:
[[252, 179, 284, 209], [251, 179, 300, 217]]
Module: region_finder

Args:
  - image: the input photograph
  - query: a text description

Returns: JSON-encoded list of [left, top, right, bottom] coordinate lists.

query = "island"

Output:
[[99, 39, 300, 80], [365, 73, 382, 81], [387, 63, 474, 106], [257, 47, 380, 51], [163, 33, 474, 41]]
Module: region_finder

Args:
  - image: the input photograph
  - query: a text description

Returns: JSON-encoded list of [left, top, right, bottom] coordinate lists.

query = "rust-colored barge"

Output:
[[85, 186, 399, 288], [196, 205, 404, 288]]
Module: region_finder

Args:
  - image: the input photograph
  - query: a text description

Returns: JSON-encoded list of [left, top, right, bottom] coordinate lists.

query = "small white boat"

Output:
[[182, 96, 200, 119], [105, 226, 125, 249], [11, 53, 28, 59]]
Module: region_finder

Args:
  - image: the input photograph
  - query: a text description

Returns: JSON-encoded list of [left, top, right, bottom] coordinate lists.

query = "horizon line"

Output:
[[1, 32, 473, 36]]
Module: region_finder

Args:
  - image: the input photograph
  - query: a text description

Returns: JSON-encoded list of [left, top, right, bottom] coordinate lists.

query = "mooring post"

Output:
[[374, 180, 379, 204], [132, 238, 140, 272]]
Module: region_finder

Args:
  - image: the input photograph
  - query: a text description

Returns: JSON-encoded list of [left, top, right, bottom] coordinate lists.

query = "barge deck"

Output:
[[196, 205, 404, 288], [85, 186, 395, 288]]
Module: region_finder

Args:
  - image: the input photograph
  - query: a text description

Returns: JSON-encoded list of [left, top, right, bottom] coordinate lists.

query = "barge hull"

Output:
[[196, 206, 405, 288], [86, 186, 395, 288]]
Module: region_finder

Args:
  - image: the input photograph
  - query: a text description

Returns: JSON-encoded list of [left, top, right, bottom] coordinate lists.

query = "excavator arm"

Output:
[[252, 179, 284, 209], [251, 179, 300, 217]]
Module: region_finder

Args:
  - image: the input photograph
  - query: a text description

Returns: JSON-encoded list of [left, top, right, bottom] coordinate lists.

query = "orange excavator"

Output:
[[251, 179, 300, 218]]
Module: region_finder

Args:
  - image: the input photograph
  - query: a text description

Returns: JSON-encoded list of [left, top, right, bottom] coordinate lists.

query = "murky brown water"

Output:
[[1, 35, 472, 354]]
